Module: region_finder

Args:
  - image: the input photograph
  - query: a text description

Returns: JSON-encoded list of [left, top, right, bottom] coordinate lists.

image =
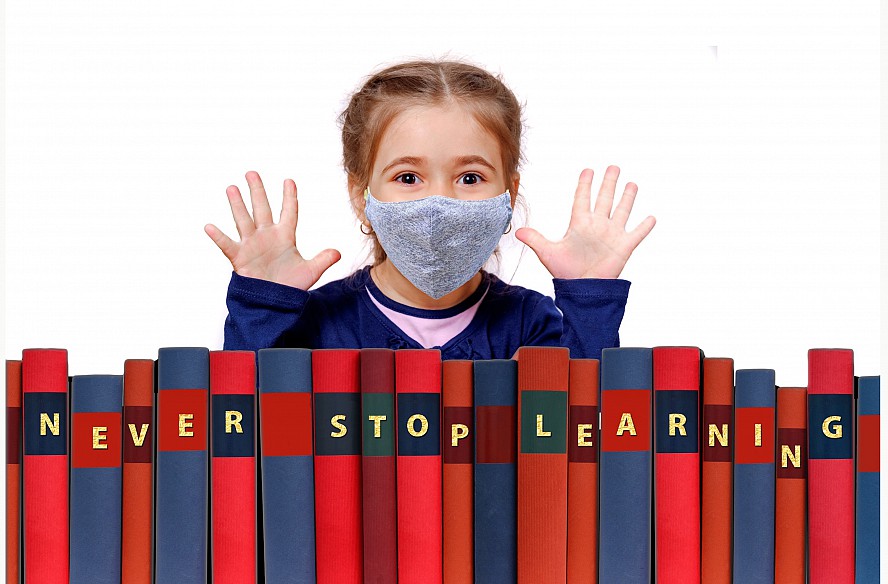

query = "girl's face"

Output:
[[366, 103, 518, 204]]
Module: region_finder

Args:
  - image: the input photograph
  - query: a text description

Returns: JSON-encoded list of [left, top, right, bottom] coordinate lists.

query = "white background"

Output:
[[2, 0, 884, 567]]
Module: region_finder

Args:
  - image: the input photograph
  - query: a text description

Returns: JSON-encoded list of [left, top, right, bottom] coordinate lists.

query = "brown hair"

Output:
[[339, 58, 526, 266]]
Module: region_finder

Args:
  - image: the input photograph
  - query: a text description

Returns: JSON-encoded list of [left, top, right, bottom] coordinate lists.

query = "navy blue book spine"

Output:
[[856, 375, 880, 582]]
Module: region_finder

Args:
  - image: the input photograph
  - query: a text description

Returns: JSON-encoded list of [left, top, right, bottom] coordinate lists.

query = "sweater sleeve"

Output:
[[551, 277, 631, 360], [223, 271, 314, 351]]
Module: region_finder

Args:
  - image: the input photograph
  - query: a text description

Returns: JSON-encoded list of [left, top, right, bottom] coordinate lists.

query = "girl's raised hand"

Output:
[[515, 166, 655, 280], [204, 171, 341, 290]]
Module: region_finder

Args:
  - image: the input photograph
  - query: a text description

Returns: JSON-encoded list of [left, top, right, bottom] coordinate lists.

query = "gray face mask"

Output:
[[364, 188, 513, 299]]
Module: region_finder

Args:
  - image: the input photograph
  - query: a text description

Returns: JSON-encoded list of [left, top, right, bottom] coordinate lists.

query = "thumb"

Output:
[[515, 227, 551, 257], [306, 248, 342, 278]]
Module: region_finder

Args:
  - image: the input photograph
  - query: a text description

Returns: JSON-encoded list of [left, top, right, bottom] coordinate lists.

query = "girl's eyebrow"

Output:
[[380, 155, 498, 175]]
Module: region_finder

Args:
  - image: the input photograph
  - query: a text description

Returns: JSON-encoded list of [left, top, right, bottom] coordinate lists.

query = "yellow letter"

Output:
[[330, 414, 347, 438], [92, 426, 108, 449], [708, 424, 729, 447], [668, 413, 687, 437], [179, 414, 194, 437], [754, 423, 762, 447], [616, 413, 637, 436], [536, 414, 552, 437], [822, 415, 842, 439], [781, 444, 801, 468], [407, 414, 429, 437], [128, 423, 149, 446], [451, 424, 469, 447], [577, 423, 594, 446], [225, 410, 244, 434], [39, 413, 60, 436], [368, 415, 386, 438]]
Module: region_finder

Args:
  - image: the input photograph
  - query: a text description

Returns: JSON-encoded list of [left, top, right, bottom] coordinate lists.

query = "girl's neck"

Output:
[[370, 259, 483, 310]]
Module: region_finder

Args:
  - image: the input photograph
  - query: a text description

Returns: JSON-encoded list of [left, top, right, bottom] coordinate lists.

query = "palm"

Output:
[[204, 171, 340, 290], [516, 166, 655, 280]]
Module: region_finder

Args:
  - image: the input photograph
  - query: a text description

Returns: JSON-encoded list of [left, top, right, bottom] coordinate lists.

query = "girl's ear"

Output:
[[347, 175, 367, 223], [509, 173, 521, 207]]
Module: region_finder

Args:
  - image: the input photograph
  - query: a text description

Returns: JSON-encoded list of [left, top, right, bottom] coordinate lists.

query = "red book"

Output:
[[516, 346, 569, 584], [210, 351, 257, 584], [442, 360, 473, 583], [395, 349, 442, 584], [567, 358, 599, 583], [653, 347, 702, 583], [122, 359, 154, 584], [313, 349, 363, 583], [807, 349, 854, 583], [701, 358, 733, 584], [775, 386, 807, 583], [22, 348, 69, 583], [6, 360, 22, 584]]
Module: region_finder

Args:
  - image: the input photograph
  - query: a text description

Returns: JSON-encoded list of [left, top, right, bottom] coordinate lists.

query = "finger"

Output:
[[306, 248, 342, 279], [226, 185, 255, 238], [627, 215, 657, 250], [570, 168, 594, 220], [204, 223, 239, 260], [592, 165, 620, 218], [514, 226, 553, 261], [611, 182, 639, 228], [280, 179, 298, 230], [245, 170, 275, 228]]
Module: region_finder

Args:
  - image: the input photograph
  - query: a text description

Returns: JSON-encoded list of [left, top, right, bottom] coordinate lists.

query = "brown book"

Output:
[[775, 386, 807, 583], [567, 358, 599, 583], [442, 360, 473, 583], [122, 359, 154, 584], [6, 360, 22, 584]]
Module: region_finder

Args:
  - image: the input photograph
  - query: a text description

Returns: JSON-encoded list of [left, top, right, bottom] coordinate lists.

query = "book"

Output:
[[210, 350, 257, 584], [6, 360, 22, 584], [122, 359, 155, 584], [360, 348, 398, 584], [567, 358, 599, 584], [22, 348, 69, 583], [517, 346, 569, 584], [473, 358, 518, 583], [733, 369, 776, 583], [257, 348, 315, 584], [807, 349, 854, 583], [599, 347, 652, 583], [701, 357, 733, 584], [442, 359, 473, 584], [856, 375, 880, 581], [653, 346, 702, 584], [395, 349, 443, 584], [312, 349, 363, 583], [70, 374, 124, 583], [155, 347, 210, 584], [775, 386, 807, 583]]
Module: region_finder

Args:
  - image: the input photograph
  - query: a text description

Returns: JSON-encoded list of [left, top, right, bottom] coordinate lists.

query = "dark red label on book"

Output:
[[601, 389, 651, 453], [443, 406, 473, 464], [7, 407, 21, 463], [776, 428, 807, 479], [735, 407, 774, 464], [260, 392, 312, 457], [124, 405, 152, 463], [703, 404, 732, 462], [476, 405, 516, 464], [858, 415, 880, 472], [158, 389, 207, 452], [568, 405, 598, 463], [72, 412, 122, 468]]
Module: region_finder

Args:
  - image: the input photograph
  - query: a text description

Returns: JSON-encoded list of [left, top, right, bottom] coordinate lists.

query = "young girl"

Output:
[[205, 59, 655, 360]]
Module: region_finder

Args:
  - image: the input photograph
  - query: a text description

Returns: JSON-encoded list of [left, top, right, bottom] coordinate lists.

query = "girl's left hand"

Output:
[[515, 166, 656, 279]]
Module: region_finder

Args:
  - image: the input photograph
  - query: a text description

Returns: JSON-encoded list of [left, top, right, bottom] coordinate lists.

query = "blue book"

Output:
[[856, 375, 880, 582], [155, 347, 209, 584], [257, 348, 315, 584], [473, 359, 517, 583], [599, 347, 652, 584], [732, 369, 775, 584], [69, 375, 123, 584]]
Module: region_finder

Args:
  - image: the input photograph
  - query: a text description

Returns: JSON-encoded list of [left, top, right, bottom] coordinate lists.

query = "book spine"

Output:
[[210, 351, 257, 584], [22, 348, 69, 583], [473, 359, 517, 584], [70, 375, 124, 583], [442, 360, 473, 584], [395, 349, 443, 584], [313, 349, 363, 584], [701, 357, 733, 584], [257, 348, 315, 584], [517, 346, 569, 584], [733, 369, 776, 583], [122, 359, 154, 584], [567, 358, 599, 584], [155, 347, 209, 584], [360, 348, 398, 584], [775, 387, 807, 583], [807, 349, 854, 584], [6, 360, 22, 584], [855, 375, 880, 581], [599, 347, 652, 583]]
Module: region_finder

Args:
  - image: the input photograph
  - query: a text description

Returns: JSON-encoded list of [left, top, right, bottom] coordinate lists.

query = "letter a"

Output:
[[616, 413, 637, 436]]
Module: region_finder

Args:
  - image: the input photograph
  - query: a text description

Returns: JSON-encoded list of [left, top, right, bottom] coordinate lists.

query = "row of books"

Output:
[[5, 346, 881, 583]]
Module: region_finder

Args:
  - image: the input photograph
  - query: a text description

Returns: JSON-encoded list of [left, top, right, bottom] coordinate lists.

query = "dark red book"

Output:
[[443, 360, 473, 583], [122, 359, 154, 584], [567, 358, 598, 584], [701, 358, 733, 584], [313, 349, 363, 583], [775, 386, 807, 583], [516, 346, 569, 584], [6, 360, 22, 584], [395, 349, 442, 584], [22, 348, 69, 583]]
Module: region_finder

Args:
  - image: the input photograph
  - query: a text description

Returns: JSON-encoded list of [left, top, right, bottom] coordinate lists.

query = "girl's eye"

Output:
[[459, 173, 483, 185], [395, 173, 419, 185]]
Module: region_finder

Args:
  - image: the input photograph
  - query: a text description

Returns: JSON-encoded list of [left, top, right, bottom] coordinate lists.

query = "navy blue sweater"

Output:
[[223, 266, 630, 360]]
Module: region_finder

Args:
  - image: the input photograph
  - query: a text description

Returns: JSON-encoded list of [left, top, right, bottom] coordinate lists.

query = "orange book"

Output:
[[775, 387, 807, 583], [6, 360, 22, 584], [442, 360, 473, 583], [567, 358, 599, 583], [701, 358, 733, 584]]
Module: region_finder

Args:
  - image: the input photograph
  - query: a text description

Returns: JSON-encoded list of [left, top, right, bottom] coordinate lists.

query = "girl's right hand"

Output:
[[204, 171, 341, 290]]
